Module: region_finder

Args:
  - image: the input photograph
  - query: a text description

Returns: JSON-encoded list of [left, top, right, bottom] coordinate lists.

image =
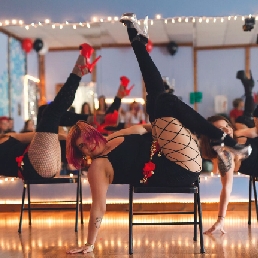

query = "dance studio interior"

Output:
[[1, 1, 258, 257]]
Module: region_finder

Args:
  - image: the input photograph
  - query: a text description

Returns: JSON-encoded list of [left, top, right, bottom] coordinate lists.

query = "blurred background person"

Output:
[[0, 116, 9, 134], [229, 97, 244, 128], [81, 102, 92, 115], [96, 95, 107, 116], [20, 119, 35, 133], [125, 101, 145, 127], [5, 117, 15, 133]]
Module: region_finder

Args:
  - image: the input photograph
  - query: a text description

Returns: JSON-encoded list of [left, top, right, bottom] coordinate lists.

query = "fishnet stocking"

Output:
[[28, 133, 61, 177], [152, 117, 202, 172]]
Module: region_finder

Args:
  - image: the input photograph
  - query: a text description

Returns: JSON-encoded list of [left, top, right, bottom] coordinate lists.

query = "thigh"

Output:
[[28, 132, 61, 177], [153, 117, 202, 172]]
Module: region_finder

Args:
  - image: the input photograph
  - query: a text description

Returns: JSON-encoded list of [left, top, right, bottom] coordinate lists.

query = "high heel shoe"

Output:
[[77, 43, 101, 74], [119, 76, 134, 97], [212, 132, 252, 160], [120, 13, 149, 40]]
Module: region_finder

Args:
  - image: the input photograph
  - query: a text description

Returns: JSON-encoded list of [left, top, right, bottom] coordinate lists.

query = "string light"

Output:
[[0, 14, 255, 31]]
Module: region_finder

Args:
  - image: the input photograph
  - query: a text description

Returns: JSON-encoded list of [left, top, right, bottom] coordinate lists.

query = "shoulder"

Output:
[[88, 158, 113, 184]]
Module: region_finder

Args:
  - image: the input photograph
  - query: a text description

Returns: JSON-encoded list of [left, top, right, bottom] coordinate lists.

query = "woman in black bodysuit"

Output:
[[66, 13, 251, 254], [0, 43, 102, 180], [199, 72, 258, 235]]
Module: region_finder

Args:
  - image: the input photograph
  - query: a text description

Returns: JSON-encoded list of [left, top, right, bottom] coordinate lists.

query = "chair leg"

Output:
[[248, 176, 252, 225], [27, 184, 31, 225], [193, 192, 197, 241], [252, 177, 258, 222], [129, 184, 133, 255], [197, 189, 205, 253], [18, 184, 27, 233], [79, 174, 84, 224], [75, 175, 80, 232]]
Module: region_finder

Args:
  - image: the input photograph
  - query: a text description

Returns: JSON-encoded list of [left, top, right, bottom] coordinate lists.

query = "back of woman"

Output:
[[239, 137, 258, 174], [0, 136, 28, 177]]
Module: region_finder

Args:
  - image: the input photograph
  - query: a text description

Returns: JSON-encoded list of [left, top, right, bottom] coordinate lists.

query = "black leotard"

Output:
[[0, 136, 28, 177], [239, 137, 258, 176], [95, 133, 199, 186]]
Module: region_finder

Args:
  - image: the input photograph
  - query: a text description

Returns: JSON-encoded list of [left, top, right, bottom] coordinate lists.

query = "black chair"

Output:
[[248, 175, 258, 225], [18, 172, 83, 233], [129, 179, 205, 254]]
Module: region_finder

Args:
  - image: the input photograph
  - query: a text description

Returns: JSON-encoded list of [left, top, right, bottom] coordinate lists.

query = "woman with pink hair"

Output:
[[66, 13, 251, 254]]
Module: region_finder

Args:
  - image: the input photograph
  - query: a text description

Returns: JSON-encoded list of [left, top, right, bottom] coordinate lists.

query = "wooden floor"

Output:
[[0, 210, 258, 258]]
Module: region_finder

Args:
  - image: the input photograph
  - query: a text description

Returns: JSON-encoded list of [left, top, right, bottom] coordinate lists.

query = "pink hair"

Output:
[[66, 121, 107, 169]]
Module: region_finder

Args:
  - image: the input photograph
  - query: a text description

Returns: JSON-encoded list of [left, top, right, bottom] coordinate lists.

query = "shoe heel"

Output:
[[143, 16, 149, 38], [87, 55, 101, 73]]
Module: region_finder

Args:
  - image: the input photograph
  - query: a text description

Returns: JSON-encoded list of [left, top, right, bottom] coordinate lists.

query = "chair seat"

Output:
[[133, 185, 198, 194], [24, 176, 78, 184]]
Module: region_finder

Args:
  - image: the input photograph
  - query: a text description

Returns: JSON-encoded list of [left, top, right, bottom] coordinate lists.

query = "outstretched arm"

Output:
[[6, 132, 35, 143], [235, 127, 258, 138], [105, 76, 134, 115], [106, 124, 150, 140], [204, 152, 235, 234], [67, 160, 109, 254]]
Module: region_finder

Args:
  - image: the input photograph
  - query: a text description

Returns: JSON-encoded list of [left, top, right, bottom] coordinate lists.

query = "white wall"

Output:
[[198, 48, 247, 118], [45, 45, 256, 119]]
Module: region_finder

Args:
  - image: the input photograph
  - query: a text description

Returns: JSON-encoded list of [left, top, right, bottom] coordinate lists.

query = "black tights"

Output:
[[36, 74, 81, 134], [128, 28, 238, 147]]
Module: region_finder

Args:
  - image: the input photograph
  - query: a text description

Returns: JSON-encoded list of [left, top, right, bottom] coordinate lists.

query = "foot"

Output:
[[213, 143, 252, 160], [227, 144, 252, 160], [120, 13, 149, 41], [78, 43, 101, 73], [72, 55, 89, 77]]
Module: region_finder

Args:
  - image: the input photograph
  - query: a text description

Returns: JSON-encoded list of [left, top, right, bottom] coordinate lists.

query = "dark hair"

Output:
[[232, 98, 243, 108], [98, 95, 107, 111], [81, 102, 92, 115], [199, 115, 233, 159], [20, 119, 34, 133]]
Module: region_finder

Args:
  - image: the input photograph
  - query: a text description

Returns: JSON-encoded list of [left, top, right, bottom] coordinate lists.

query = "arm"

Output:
[[235, 127, 258, 138], [87, 160, 110, 245], [106, 124, 149, 140], [67, 160, 110, 254], [204, 151, 235, 234], [6, 132, 35, 143], [105, 83, 133, 115]]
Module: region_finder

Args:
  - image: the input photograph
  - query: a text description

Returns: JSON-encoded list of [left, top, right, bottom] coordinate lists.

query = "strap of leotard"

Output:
[[107, 135, 124, 142], [93, 154, 109, 159]]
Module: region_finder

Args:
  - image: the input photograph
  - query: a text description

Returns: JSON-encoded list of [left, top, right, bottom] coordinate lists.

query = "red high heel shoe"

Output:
[[120, 76, 134, 96], [77, 43, 101, 74]]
